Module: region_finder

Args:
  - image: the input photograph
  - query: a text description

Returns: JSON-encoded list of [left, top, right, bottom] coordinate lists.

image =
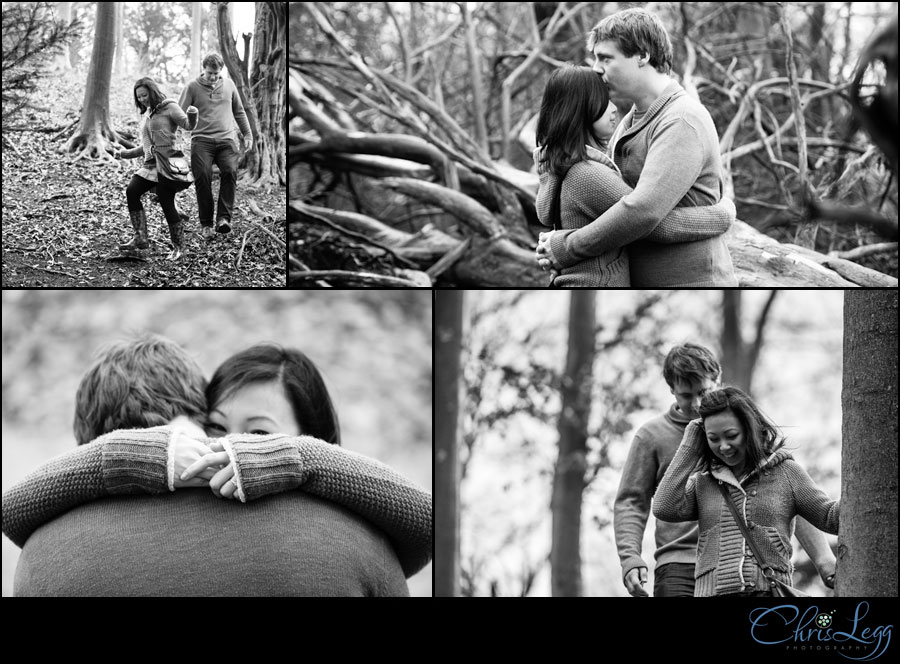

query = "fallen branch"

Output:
[[289, 270, 427, 287], [831, 242, 898, 262]]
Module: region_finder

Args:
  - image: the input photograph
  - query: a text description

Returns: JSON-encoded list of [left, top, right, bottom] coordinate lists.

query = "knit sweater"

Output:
[[534, 145, 735, 286], [178, 76, 251, 143], [547, 81, 738, 287], [14, 491, 409, 597], [119, 99, 197, 181], [1, 426, 433, 579], [614, 404, 699, 582], [653, 421, 840, 597]]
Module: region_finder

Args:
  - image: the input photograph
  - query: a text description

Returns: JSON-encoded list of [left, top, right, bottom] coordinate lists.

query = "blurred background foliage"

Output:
[[1, 289, 432, 597], [459, 290, 843, 597]]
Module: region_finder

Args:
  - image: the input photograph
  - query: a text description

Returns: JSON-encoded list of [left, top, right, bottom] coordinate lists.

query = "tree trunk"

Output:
[[113, 2, 124, 76], [216, 2, 262, 179], [461, 4, 488, 156], [54, 2, 73, 71], [245, 1, 286, 187], [551, 291, 595, 597], [720, 290, 778, 393], [191, 2, 203, 76], [63, 2, 119, 162], [837, 290, 898, 597], [435, 291, 464, 598]]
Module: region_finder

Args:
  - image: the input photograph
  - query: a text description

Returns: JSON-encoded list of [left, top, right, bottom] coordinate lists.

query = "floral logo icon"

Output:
[[815, 613, 832, 629]]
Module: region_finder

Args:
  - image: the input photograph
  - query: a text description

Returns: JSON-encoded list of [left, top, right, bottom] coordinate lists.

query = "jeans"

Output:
[[191, 137, 238, 227], [126, 175, 191, 227], [654, 562, 696, 597]]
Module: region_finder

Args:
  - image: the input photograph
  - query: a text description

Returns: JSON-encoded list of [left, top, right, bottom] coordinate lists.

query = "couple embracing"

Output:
[[534, 8, 738, 287], [114, 53, 253, 260]]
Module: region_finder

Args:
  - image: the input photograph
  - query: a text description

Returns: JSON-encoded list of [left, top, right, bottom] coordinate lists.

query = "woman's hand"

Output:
[[181, 441, 240, 499], [168, 416, 219, 488], [536, 231, 560, 278]]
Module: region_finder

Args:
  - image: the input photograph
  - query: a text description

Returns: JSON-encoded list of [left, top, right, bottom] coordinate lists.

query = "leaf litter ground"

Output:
[[2, 69, 286, 288]]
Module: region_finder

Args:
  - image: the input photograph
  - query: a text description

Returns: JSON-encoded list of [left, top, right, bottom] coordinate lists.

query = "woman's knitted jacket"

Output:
[[653, 420, 840, 597], [534, 145, 735, 287], [119, 99, 197, 181], [1, 427, 433, 578]]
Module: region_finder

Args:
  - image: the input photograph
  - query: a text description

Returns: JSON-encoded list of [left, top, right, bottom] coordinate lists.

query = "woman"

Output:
[[653, 387, 839, 597], [533, 65, 735, 286], [115, 77, 198, 260], [1, 342, 432, 579]]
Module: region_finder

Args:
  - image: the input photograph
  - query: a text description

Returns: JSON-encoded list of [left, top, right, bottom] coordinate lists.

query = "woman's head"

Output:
[[698, 387, 782, 474], [133, 77, 166, 114], [204, 344, 340, 445], [535, 65, 616, 177]]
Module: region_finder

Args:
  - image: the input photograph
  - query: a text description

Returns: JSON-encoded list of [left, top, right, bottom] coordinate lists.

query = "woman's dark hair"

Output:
[[535, 65, 610, 177], [133, 77, 166, 114], [697, 386, 783, 473], [206, 344, 341, 445]]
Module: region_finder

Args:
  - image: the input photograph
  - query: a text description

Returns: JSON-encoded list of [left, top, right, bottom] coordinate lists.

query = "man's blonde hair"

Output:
[[587, 7, 674, 74]]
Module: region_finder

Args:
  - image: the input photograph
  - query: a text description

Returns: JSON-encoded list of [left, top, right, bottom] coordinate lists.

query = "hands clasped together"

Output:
[[167, 416, 242, 499], [535, 230, 560, 277]]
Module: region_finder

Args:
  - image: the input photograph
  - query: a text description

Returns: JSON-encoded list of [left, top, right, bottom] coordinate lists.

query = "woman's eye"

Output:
[[204, 422, 226, 434], [249, 429, 271, 436]]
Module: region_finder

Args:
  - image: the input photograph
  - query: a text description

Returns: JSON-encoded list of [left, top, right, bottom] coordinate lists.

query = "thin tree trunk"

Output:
[[461, 4, 488, 156], [837, 290, 898, 597], [551, 291, 595, 597], [436, 291, 464, 598], [114, 2, 124, 76], [191, 2, 203, 76], [54, 2, 73, 71]]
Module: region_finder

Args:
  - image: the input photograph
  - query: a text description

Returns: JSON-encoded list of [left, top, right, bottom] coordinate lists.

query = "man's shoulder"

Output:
[[633, 411, 681, 442]]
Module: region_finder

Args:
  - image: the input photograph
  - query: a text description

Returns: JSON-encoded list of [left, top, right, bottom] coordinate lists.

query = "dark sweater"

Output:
[[14, 491, 409, 597], [614, 404, 699, 580]]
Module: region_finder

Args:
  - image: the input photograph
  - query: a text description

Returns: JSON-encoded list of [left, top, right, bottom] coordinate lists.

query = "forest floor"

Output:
[[2, 68, 286, 288]]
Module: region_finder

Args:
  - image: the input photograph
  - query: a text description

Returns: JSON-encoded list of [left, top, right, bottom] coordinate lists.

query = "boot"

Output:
[[119, 209, 149, 254], [165, 215, 185, 260]]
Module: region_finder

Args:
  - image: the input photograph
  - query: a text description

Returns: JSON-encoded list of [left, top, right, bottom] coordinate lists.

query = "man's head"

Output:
[[587, 8, 673, 103], [74, 334, 207, 445], [663, 343, 721, 418], [201, 53, 225, 84]]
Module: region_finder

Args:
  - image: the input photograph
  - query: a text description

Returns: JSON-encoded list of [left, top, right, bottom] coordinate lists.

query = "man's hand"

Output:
[[181, 441, 240, 499], [243, 134, 253, 151], [624, 567, 650, 597], [168, 416, 218, 488], [535, 231, 560, 277]]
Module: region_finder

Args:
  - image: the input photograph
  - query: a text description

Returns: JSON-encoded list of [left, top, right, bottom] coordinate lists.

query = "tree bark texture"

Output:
[[551, 291, 595, 597], [436, 291, 464, 598], [64, 2, 118, 161], [246, 1, 286, 187], [837, 290, 898, 597]]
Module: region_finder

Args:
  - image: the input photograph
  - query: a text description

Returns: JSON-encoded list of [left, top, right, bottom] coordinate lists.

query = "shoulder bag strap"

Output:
[[550, 166, 572, 232], [716, 481, 779, 582]]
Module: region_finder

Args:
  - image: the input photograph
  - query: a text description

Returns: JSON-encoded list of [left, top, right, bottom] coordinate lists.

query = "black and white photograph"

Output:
[[436, 290, 897, 606], [291, 2, 896, 288], [1, 2, 286, 288], [1, 290, 433, 597]]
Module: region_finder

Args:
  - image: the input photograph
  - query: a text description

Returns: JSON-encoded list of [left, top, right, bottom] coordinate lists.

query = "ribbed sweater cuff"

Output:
[[228, 434, 310, 501], [620, 555, 648, 580], [100, 427, 171, 494], [548, 229, 581, 269]]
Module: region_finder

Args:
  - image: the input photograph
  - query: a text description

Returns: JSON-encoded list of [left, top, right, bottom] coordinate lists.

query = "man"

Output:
[[5, 335, 410, 596], [536, 8, 738, 286], [179, 53, 254, 240], [615, 343, 837, 597]]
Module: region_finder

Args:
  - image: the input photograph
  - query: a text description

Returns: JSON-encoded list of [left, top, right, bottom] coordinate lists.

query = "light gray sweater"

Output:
[[534, 145, 735, 287], [548, 81, 738, 287]]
